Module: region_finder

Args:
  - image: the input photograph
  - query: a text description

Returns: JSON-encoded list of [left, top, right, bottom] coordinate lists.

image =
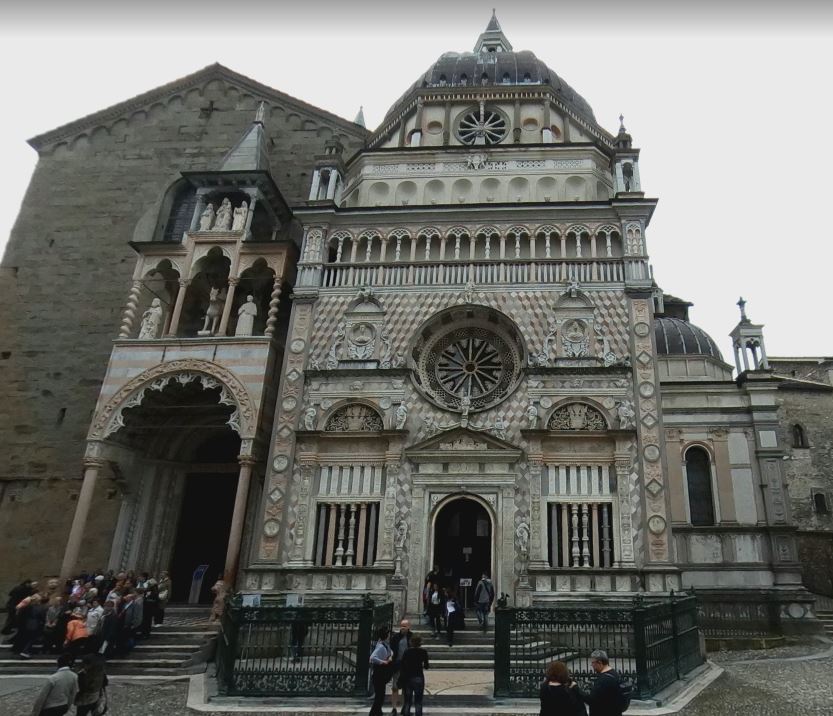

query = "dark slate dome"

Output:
[[382, 15, 596, 126], [654, 317, 723, 360]]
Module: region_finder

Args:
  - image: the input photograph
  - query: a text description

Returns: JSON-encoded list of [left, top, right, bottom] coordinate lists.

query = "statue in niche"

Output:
[[525, 402, 538, 429], [325, 322, 346, 369], [516, 522, 530, 561], [138, 298, 163, 339], [561, 319, 589, 358], [460, 393, 471, 418], [234, 295, 257, 336], [214, 197, 233, 231], [198, 287, 224, 336], [395, 521, 408, 551], [616, 399, 636, 430], [423, 415, 438, 435], [395, 401, 408, 430], [303, 405, 317, 431], [198, 203, 215, 231], [231, 201, 249, 232]]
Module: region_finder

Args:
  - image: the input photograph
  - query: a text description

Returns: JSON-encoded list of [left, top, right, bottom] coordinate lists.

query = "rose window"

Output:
[[456, 106, 508, 145], [411, 307, 524, 413]]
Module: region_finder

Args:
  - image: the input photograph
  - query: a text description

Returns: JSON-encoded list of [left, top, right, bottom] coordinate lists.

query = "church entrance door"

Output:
[[169, 472, 237, 603], [432, 497, 492, 610]]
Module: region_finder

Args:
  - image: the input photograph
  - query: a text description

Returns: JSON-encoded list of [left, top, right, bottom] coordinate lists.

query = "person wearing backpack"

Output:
[[577, 649, 631, 716], [473, 573, 495, 631]]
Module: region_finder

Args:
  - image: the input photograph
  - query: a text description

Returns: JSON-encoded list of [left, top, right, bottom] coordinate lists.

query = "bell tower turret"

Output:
[[613, 115, 643, 197]]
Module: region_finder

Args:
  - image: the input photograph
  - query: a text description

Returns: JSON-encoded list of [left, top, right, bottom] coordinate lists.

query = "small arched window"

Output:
[[501, 72, 511, 84], [438, 74, 447, 86], [460, 73, 468, 85], [523, 72, 532, 83], [813, 491, 830, 515], [481, 72, 489, 85], [792, 424, 809, 448], [686, 447, 715, 526]]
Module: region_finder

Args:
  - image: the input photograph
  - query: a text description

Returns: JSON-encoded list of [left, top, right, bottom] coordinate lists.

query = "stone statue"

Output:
[[325, 322, 345, 369], [617, 399, 636, 430], [395, 521, 408, 551], [516, 522, 530, 560], [198, 203, 215, 231], [395, 401, 407, 430], [138, 298, 163, 339], [214, 197, 233, 231], [234, 295, 257, 336], [423, 415, 438, 435], [493, 415, 508, 441], [231, 201, 248, 232], [303, 405, 317, 431], [460, 393, 471, 418], [198, 287, 224, 336], [525, 402, 538, 429]]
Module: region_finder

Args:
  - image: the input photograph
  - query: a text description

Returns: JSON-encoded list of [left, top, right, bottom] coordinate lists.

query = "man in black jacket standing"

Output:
[[2, 580, 33, 636], [389, 619, 412, 716], [578, 649, 627, 716]]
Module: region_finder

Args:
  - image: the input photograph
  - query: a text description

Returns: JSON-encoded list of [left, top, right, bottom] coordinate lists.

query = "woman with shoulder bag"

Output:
[[368, 626, 393, 716]]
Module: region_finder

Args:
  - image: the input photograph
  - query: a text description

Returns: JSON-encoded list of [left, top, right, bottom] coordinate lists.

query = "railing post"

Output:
[[632, 595, 649, 699], [670, 591, 681, 680], [494, 606, 511, 697], [223, 597, 241, 695], [355, 601, 374, 696]]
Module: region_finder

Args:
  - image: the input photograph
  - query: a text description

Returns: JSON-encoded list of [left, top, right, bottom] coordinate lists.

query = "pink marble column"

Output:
[[60, 458, 105, 577], [223, 455, 256, 584]]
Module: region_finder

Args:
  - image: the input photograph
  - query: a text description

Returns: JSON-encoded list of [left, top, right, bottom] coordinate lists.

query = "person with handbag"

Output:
[[74, 652, 108, 716], [368, 626, 393, 716]]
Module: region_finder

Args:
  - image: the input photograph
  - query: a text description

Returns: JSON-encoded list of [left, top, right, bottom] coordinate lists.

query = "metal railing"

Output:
[[695, 591, 781, 638], [494, 593, 703, 699], [216, 596, 394, 696]]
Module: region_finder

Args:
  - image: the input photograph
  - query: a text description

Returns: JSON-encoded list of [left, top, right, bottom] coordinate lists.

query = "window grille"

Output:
[[313, 502, 380, 567], [547, 501, 615, 568]]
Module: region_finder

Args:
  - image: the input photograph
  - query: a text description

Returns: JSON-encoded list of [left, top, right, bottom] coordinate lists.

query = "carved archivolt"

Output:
[[324, 403, 384, 432], [547, 403, 608, 431], [89, 359, 257, 440]]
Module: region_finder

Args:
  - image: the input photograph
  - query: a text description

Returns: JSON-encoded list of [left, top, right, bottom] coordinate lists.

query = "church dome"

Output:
[[654, 316, 723, 360], [382, 15, 596, 126]]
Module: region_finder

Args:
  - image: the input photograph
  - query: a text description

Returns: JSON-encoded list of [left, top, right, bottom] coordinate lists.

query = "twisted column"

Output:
[[118, 280, 143, 338], [264, 276, 282, 337]]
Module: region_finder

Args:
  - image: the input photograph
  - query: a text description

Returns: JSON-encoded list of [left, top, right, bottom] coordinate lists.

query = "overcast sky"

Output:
[[2, 1, 831, 359]]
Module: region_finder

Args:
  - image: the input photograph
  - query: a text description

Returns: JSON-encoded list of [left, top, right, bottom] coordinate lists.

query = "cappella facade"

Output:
[[0, 16, 818, 626]]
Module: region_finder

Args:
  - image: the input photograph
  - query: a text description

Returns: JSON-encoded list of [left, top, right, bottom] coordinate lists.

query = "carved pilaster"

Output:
[[119, 280, 143, 338]]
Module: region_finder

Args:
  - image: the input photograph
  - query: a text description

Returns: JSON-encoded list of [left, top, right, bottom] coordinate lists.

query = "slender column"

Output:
[[575, 235, 582, 258], [365, 237, 374, 262], [119, 280, 143, 338], [345, 503, 357, 566], [350, 238, 359, 263], [545, 235, 551, 258], [379, 239, 388, 263], [591, 504, 600, 567], [514, 235, 521, 258], [326, 170, 339, 200], [309, 169, 322, 201], [590, 236, 597, 258], [454, 236, 461, 260], [61, 457, 105, 577], [601, 503, 612, 567], [560, 504, 569, 566], [605, 235, 612, 257], [325, 504, 338, 566], [499, 236, 506, 259], [570, 504, 580, 567], [223, 455, 255, 584], [335, 505, 347, 566], [356, 502, 368, 567], [218, 277, 239, 336], [560, 236, 567, 257], [166, 279, 190, 337], [264, 274, 282, 337], [581, 504, 591, 566], [336, 236, 345, 262]]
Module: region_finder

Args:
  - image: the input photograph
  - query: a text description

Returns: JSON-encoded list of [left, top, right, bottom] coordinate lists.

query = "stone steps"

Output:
[[815, 610, 833, 634]]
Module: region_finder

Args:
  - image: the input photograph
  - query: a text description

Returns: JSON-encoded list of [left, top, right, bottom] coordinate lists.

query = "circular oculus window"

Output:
[[412, 308, 524, 413], [456, 106, 508, 145]]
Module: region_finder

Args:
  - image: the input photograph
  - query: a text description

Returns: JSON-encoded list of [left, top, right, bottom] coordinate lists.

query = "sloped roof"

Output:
[[28, 63, 369, 151]]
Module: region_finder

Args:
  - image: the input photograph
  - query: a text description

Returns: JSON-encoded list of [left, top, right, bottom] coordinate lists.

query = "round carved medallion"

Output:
[[411, 307, 524, 413]]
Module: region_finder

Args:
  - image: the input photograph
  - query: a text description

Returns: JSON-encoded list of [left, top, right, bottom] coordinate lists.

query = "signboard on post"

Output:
[[188, 564, 210, 604], [459, 578, 472, 587]]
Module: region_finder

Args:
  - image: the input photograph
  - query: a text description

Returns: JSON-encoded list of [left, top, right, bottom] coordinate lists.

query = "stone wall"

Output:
[[0, 69, 366, 593]]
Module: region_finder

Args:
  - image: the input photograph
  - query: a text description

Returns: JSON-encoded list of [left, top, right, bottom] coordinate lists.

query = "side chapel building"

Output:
[[0, 16, 828, 625]]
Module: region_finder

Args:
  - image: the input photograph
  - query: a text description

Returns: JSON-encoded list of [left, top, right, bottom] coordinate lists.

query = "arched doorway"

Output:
[[432, 497, 493, 609]]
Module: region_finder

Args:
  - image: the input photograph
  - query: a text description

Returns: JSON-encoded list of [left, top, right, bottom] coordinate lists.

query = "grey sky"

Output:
[[2, 2, 831, 358]]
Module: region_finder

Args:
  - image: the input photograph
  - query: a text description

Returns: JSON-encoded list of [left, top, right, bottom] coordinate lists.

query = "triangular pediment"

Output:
[[28, 63, 368, 151], [406, 426, 522, 461]]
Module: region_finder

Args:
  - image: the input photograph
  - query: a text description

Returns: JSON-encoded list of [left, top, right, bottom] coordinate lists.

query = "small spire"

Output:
[[737, 296, 748, 322], [475, 9, 512, 52], [254, 101, 266, 125], [354, 106, 366, 128], [486, 8, 502, 32], [618, 114, 626, 132]]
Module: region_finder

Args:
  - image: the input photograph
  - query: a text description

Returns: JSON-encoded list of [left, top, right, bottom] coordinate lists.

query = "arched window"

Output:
[[501, 72, 511, 84], [460, 73, 468, 85], [813, 491, 830, 515], [792, 423, 809, 448], [686, 447, 715, 526]]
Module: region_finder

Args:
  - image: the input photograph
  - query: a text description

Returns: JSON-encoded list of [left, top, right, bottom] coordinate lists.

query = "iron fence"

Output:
[[694, 591, 780, 638], [216, 596, 394, 696], [494, 593, 703, 699]]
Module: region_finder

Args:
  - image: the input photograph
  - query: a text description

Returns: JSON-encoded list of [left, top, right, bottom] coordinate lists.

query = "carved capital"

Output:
[[238, 454, 258, 467], [178, 278, 191, 288], [228, 277, 240, 287]]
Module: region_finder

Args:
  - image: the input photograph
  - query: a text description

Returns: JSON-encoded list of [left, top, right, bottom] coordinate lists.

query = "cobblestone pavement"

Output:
[[1, 645, 831, 715]]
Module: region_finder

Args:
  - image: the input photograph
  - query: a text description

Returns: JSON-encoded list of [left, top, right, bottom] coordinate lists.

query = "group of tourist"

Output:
[[2, 570, 172, 661], [421, 567, 496, 646], [368, 619, 630, 716]]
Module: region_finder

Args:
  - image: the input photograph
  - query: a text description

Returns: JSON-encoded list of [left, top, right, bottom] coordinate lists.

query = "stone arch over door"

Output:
[[426, 493, 497, 606], [88, 359, 258, 445]]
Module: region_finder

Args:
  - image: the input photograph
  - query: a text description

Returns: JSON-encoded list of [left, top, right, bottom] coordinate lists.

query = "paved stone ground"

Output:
[[1, 645, 831, 715]]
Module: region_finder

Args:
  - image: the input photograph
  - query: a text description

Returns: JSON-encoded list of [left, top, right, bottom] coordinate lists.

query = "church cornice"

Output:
[[27, 63, 369, 151]]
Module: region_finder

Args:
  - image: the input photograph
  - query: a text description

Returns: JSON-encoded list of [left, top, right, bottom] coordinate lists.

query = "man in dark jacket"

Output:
[[389, 619, 412, 716], [3, 580, 33, 635], [473, 573, 495, 630], [578, 649, 627, 716]]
